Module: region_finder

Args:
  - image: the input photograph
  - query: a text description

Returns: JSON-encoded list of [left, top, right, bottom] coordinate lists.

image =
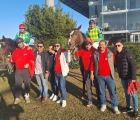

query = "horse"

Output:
[[68, 25, 87, 97], [0, 36, 36, 71], [68, 25, 85, 50], [0, 36, 36, 54]]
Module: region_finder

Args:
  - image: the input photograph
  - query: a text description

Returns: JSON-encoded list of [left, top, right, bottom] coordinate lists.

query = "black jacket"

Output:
[[34, 50, 50, 75], [116, 47, 136, 80], [47, 51, 55, 73]]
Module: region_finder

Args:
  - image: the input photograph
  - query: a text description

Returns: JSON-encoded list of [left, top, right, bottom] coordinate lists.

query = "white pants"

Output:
[[24, 43, 29, 46], [92, 42, 99, 49]]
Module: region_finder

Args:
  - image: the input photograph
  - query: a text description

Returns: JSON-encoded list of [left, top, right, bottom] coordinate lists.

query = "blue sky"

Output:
[[0, 0, 89, 42]]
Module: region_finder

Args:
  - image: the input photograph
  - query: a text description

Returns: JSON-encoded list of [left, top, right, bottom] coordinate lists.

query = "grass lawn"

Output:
[[0, 69, 140, 120]]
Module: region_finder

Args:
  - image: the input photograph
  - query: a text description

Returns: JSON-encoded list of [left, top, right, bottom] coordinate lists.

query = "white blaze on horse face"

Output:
[[0, 44, 1, 48], [68, 30, 74, 43]]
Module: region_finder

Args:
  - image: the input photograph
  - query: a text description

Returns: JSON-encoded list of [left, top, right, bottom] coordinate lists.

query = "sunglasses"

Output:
[[115, 45, 121, 47], [37, 46, 43, 48], [55, 45, 60, 47]]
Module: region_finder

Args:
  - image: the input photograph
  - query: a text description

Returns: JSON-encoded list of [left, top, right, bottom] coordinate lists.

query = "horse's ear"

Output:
[[2, 36, 5, 39], [77, 25, 82, 30]]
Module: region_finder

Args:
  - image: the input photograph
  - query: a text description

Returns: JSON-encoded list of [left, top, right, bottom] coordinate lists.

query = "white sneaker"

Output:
[[100, 105, 106, 112], [24, 93, 30, 103], [24, 93, 29, 98], [52, 95, 58, 101], [62, 100, 66, 107], [113, 107, 120, 114], [56, 98, 62, 103], [14, 98, 20, 104], [50, 94, 54, 99], [25, 97, 30, 103]]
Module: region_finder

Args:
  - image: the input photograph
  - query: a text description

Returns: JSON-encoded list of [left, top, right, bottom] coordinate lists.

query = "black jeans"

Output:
[[49, 72, 59, 96], [15, 69, 30, 98]]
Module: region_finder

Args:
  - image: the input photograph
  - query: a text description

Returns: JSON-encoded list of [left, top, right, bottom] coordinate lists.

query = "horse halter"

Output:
[[69, 30, 82, 48]]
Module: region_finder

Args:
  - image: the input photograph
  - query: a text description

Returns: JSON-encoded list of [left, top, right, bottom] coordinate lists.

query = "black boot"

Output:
[[134, 110, 139, 119]]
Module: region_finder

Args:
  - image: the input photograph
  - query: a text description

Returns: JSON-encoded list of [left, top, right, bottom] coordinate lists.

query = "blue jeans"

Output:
[[121, 79, 138, 111], [55, 74, 66, 100], [35, 73, 48, 97], [97, 75, 118, 108]]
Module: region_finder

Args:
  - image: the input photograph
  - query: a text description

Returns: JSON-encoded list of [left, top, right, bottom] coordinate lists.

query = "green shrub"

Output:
[[109, 43, 140, 69]]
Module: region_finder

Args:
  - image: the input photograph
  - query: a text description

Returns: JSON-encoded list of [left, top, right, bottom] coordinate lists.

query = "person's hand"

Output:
[[50, 50, 55, 54], [90, 74, 94, 81], [27, 47, 32, 50], [45, 73, 49, 79], [67, 49, 71, 53], [6, 58, 10, 62], [131, 80, 136, 83], [24, 64, 29, 68]]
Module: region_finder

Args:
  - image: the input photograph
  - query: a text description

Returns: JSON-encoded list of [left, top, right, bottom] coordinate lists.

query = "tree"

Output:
[[24, 3, 77, 48]]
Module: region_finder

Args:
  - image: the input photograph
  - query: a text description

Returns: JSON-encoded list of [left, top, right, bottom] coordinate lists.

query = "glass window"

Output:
[[127, 0, 140, 9], [127, 11, 140, 30], [103, 13, 126, 31], [103, 0, 126, 12], [104, 34, 127, 42]]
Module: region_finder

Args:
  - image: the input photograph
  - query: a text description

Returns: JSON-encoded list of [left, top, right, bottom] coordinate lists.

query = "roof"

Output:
[[60, 0, 89, 18]]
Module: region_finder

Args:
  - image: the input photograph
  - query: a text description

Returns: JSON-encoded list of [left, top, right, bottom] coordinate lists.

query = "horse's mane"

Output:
[[80, 32, 86, 40], [78, 31, 86, 49]]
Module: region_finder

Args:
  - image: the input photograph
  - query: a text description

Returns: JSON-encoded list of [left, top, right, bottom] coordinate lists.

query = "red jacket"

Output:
[[74, 48, 94, 71], [11, 46, 34, 71], [90, 48, 116, 76], [54, 49, 66, 74]]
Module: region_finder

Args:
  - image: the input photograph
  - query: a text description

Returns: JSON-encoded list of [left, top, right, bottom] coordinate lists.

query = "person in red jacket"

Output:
[[73, 40, 96, 107], [11, 38, 34, 104], [90, 40, 120, 114]]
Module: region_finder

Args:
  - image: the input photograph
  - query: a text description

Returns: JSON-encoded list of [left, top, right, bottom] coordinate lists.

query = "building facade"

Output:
[[89, 0, 140, 42], [60, 0, 140, 42]]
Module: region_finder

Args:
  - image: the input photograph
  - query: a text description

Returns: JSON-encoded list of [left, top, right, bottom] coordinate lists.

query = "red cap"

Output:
[[84, 40, 93, 45], [19, 24, 26, 29]]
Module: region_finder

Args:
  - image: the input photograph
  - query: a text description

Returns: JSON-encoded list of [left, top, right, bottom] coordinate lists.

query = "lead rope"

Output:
[[71, 47, 80, 65], [5, 53, 14, 74]]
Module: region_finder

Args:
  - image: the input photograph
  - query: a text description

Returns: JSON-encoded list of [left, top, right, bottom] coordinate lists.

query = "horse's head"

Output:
[[1, 36, 16, 53], [68, 25, 85, 50]]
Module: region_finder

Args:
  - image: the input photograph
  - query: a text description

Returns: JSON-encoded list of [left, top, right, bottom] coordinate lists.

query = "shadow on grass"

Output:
[[0, 93, 24, 120], [31, 76, 52, 99], [69, 71, 82, 76], [66, 80, 100, 106], [0, 70, 15, 96], [68, 73, 82, 82], [137, 74, 140, 76]]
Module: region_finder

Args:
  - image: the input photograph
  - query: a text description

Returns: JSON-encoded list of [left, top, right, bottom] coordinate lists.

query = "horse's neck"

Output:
[[78, 33, 84, 44], [77, 44, 84, 50]]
